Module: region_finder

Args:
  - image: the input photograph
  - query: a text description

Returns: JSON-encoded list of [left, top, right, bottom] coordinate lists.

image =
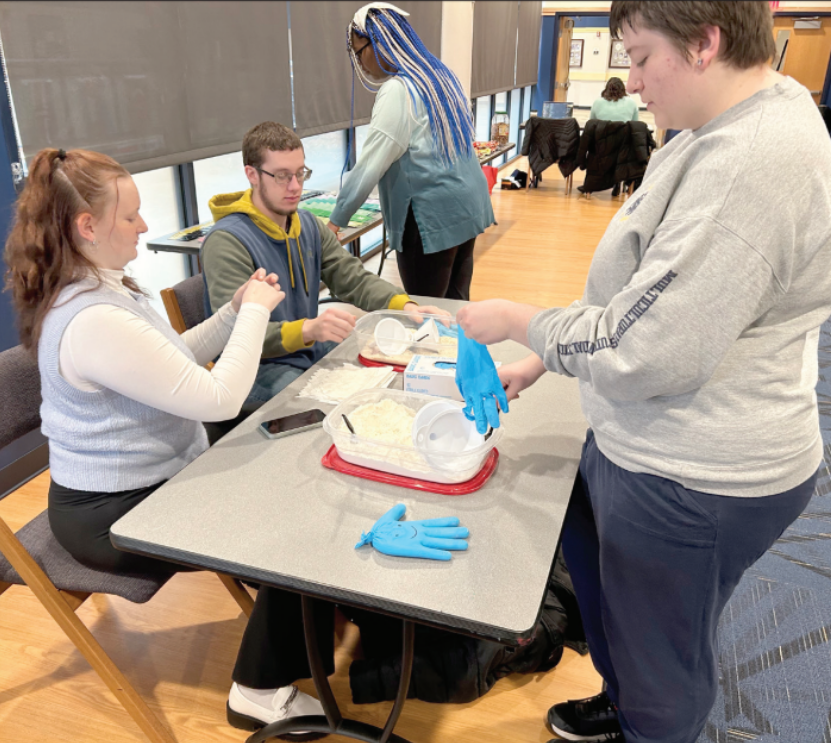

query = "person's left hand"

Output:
[[455, 299, 515, 345], [326, 221, 342, 238], [231, 268, 280, 313], [402, 302, 451, 324]]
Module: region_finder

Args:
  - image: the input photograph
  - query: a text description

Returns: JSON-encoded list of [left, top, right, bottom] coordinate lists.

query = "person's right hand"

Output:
[[497, 354, 547, 402], [232, 268, 281, 312], [241, 276, 285, 313], [302, 307, 357, 344]]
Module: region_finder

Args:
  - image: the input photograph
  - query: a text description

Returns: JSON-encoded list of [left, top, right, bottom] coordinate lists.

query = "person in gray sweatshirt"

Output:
[[457, 2, 831, 742]]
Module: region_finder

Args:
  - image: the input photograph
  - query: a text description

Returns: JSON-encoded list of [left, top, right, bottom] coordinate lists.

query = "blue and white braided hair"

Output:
[[347, 2, 475, 166]]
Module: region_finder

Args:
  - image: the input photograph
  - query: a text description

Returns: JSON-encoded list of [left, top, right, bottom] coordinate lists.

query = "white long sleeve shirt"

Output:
[[59, 270, 270, 422]]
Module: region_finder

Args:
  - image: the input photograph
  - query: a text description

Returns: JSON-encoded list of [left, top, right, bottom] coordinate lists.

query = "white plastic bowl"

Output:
[[374, 317, 411, 356]]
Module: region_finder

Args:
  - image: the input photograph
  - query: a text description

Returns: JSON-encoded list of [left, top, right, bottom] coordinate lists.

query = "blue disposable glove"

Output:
[[455, 329, 509, 434], [417, 319, 459, 340], [355, 504, 469, 561]]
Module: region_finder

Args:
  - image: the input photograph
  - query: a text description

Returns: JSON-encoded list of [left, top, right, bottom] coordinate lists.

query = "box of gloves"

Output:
[[404, 355, 500, 402]]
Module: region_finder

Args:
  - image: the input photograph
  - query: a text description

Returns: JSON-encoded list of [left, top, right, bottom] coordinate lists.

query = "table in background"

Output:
[[476, 142, 516, 166], [147, 204, 385, 276], [111, 297, 587, 743]]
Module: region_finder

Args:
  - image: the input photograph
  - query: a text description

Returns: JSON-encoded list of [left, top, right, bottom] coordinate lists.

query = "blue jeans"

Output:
[[563, 430, 816, 743], [244, 341, 338, 411]]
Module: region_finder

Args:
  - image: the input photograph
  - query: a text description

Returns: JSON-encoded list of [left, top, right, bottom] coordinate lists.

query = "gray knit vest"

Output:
[[39, 280, 209, 492]]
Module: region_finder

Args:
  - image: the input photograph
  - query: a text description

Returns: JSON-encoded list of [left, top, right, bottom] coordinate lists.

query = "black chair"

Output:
[[0, 343, 253, 743]]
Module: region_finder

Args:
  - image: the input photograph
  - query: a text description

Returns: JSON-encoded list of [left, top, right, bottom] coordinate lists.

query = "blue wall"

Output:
[[534, 13, 611, 113], [534, 16, 557, 113]]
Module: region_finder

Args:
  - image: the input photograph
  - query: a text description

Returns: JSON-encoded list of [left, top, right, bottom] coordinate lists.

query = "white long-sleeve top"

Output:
[[58, 269, 270, 422]]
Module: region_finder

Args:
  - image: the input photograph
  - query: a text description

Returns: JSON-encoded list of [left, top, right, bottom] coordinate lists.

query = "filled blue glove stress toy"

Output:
[[355, 504, 469, 561], [455, 329, 509, 435]]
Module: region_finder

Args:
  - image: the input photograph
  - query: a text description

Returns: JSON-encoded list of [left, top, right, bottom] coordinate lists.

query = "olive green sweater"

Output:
[[202, 213, 410, 361]]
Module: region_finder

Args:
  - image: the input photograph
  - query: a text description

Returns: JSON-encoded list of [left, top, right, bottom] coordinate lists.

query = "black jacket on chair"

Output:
[[521, 117, 581, 178], [615, 121, 657, 186], [577, 119, 656, 193]]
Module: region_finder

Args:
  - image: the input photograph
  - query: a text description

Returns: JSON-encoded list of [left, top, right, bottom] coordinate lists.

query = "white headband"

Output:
[[351, 2, 409, 34]]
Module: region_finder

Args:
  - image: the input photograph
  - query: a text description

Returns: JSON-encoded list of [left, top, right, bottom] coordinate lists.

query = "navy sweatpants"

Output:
[[562, 430, 816, 743]]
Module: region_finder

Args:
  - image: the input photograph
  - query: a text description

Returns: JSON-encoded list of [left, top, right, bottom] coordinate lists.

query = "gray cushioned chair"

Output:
[[0, 343, 253, 743], [160, 273, 206, 335]]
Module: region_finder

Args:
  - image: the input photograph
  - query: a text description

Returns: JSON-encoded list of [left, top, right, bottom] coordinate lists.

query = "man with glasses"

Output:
[[201, 121, 444, 411]]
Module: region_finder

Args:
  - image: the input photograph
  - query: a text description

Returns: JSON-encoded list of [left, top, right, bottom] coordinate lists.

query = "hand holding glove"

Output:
[[355, 504, 469, 561], [455, 329, 509, 434]]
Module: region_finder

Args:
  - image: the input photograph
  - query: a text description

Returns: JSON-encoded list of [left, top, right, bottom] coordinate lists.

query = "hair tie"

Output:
[[57, 149, 67, 160]]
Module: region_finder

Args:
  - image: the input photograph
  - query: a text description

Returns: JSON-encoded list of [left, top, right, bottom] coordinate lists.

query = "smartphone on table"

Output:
[[259, 409, 327, 439]]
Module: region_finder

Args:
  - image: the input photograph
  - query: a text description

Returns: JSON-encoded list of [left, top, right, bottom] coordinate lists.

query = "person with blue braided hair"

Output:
[[326, 2, 495, 301]]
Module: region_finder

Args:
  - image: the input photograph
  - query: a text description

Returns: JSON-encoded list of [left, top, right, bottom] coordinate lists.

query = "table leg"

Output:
[[246, 597, 416, 743], [379, 620, 414, 743], [377, 225, 388, 277]]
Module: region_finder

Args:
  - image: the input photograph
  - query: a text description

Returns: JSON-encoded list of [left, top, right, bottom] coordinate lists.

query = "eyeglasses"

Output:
[[257, 167, 312, 186], [353, 41, 371, 57]]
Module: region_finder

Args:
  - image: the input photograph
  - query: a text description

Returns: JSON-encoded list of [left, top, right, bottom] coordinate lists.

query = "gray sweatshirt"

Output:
[[528, 76, 831, 497]]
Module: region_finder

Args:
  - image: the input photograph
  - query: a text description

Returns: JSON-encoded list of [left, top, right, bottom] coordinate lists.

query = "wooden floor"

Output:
[[0, 160, 628, 743]]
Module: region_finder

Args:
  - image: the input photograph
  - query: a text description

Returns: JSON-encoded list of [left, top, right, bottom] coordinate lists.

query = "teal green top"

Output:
[[589, 96, 639, 123], [331, 78, 494, 255]]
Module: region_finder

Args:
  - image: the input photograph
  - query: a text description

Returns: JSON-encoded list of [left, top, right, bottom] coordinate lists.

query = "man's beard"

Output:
[[258, 181, 296, 219]]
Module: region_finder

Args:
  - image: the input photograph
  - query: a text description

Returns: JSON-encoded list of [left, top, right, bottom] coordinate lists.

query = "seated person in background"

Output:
[[201, 121, 446, 411], [3, 147, 284, 577], [589, 76, 640, 123]]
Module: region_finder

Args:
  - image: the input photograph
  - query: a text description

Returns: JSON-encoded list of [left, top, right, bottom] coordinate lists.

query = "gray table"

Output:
[[111, 297, 587, 742]]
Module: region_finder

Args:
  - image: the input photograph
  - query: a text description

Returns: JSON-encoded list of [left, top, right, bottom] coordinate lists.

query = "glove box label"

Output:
[[404, 355, 500, 402]]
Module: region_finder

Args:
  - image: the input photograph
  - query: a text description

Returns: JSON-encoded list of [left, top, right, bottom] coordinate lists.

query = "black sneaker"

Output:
[[546, 690, 622, 741]]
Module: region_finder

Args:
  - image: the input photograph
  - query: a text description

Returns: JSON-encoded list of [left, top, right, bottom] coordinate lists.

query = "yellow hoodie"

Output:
[[209, 189, 309, 293]]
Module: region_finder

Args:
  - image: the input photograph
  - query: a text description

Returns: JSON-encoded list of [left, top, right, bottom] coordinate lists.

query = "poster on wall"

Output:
[[569, 39, 584, 67], [609, 39, 631, 68]]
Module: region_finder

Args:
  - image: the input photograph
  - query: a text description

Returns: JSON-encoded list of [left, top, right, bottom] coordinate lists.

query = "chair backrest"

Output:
[[0, 345, 42, 450], [160, 274, 205, 334]]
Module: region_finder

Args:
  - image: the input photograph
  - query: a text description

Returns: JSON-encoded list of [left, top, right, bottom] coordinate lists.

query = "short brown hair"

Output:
[[610, 1, 775, 70], [242, 122, 303, 169]]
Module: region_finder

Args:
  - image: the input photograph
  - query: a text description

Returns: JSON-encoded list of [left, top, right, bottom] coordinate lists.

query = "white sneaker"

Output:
[[227, 682, 325, 741]]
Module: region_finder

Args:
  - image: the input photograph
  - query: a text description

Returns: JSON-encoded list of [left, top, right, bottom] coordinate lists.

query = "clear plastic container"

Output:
[[491, 111, 509, 146], [323, 389, 503, 484], [354, 310, 459, 366]]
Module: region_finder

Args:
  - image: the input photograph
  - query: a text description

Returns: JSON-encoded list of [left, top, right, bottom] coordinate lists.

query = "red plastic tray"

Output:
[[357, 354, 406, 373], [321, 445, 498, 495]]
